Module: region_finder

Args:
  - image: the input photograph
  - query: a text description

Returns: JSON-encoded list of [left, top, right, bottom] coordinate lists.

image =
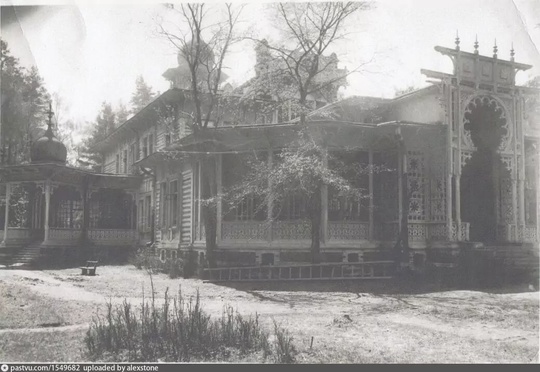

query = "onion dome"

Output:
[[30, 103, 67, 164]]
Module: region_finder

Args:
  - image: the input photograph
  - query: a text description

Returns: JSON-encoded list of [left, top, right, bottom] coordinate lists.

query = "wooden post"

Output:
[[368, 150, 374, 240], [455, 175, 461, 240], [1, 183, 10, 246], [44, 181, 51, 243], [267, 149, 273, 242]]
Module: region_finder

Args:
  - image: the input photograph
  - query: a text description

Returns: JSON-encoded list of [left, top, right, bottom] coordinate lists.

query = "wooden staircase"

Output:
[[476, 243, 539, 283], [1, 241, 43, 268]]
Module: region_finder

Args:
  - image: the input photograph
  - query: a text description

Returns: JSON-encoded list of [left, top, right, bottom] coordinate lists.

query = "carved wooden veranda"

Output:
[[0, 163, 142, 251]]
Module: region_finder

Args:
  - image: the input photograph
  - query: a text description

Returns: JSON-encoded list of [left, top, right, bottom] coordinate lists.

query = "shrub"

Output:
[[182, 250, 198, 279], [84, 289, 297, 363]]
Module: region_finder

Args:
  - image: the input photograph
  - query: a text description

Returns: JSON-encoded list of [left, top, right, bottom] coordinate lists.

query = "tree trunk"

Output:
[[201, 157, 218, 268], [310, 186, 322, 264]]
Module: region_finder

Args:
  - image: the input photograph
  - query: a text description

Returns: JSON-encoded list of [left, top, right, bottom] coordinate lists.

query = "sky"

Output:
[[1, 0, 540, 142]]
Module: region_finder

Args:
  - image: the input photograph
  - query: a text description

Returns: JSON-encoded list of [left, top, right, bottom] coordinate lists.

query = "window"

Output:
[[328, 151, 369, 222], [145, 195, 152, 231], [160, 182, 168, 227], [123, 149, 128, 174], [170, 180, 178, 226], [149, 133, 154, 154], [165, 134, 171, 147], [115, 154, 120, 173], [222, 153, 267, 221], [276, 192, 307, 220], [138, 200, 144, 229], [130, 143, 136, 167], [142, 137, 148, 158]]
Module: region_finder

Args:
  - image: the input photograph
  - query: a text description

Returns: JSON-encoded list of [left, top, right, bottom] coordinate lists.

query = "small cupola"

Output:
[[30, 102, 67, 164]]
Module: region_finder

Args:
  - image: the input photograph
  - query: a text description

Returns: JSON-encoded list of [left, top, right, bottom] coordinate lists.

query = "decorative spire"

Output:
[[474, 34, 479, 54], [493, 39, 498, 59], [510, 42, 515, 61], [45, 101, 54, 139], [455, 30, 460, 51]]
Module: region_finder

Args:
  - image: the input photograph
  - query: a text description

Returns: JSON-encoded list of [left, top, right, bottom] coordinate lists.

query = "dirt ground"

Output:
[[0, 265, 538, 363]]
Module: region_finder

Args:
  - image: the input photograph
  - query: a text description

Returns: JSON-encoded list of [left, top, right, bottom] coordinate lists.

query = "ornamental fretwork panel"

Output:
[[221, 221, 268, 240], [407, 151, 426, 222], [328, 221, 369, 240], [462, 95, 512, 153]]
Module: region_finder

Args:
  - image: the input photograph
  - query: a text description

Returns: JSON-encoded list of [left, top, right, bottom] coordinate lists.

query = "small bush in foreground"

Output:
[[84, 289, 296, 363]]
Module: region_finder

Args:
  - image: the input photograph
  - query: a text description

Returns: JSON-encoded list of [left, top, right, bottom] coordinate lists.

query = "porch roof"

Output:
[[163, 120, 443, 154], [0, 162, 142, 190]]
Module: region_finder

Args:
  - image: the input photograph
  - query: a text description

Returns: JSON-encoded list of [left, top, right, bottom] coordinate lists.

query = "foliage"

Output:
[[243, 2, 370, 123], [394, 85, 419, 97], [115, 102, 130, 127], [1, 39, 51, 165], [158, 3, 245, 268], [130, 75, 156, 115], [221, 127, 376, 263], [77, 102, 117, 171], [130, 247, 200, 279], [84, 288, 297, 363]]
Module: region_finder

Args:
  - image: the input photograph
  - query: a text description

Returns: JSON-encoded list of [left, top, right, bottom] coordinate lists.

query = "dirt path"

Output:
[[1, 266, 538, 363]]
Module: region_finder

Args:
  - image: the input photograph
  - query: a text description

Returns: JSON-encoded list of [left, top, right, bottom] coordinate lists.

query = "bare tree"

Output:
[[245, 2, 371, 123], [238, 2, 371, 262], [158, 3, 245, 267]]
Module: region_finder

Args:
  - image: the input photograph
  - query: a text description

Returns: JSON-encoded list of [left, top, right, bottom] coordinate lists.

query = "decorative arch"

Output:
[[461, 95, 512, 154]]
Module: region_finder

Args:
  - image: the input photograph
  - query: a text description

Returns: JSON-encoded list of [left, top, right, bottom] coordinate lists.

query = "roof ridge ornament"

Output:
[[45, 101, 55, 139], [474, 34, 479, 54], [455, 30, 460, 51]]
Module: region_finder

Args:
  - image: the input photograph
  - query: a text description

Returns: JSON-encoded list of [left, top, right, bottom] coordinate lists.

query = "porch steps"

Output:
[[477, 244, 539, 282], [10, 241, 43, 266], [0, 242, 27, 267]]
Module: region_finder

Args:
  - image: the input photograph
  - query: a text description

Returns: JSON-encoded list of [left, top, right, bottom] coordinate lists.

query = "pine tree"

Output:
[[130, 75, 155, 114], [77, 102, 117, 171], [116, 101, 130, 127], [1, 39, 50, 165]]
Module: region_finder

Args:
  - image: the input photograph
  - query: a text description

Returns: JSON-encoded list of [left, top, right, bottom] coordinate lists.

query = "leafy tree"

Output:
[[244, 2, 370, 124], [1, 39, 50, 165], [130, 75, 155, 114], [222, 128, 370, 263], [158, 3, 245, 267], [77, 102, 117, 171], [229, 2, 370, 262]]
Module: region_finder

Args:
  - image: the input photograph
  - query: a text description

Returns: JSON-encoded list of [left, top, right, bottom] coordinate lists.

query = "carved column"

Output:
[[267, 149, 273, 242], [1, 183, 10, 246], [368, 150, 374, 240], [397, 131, 403, 235], [446, 83, 454, 241], [44, 181, 51, 243], [216, 154, 222, 245]]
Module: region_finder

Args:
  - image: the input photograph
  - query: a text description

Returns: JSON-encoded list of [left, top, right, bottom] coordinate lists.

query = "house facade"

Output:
[[0, 39, 538, 267]]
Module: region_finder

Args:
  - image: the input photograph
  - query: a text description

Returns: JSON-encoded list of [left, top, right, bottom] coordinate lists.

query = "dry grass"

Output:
[[0, 329, 87, 362], [0, 280, 101, 329], [0, 266, 538, 363]]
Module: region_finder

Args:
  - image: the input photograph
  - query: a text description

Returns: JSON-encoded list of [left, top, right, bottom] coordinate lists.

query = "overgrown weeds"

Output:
[[84, 288, 297, 363]]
